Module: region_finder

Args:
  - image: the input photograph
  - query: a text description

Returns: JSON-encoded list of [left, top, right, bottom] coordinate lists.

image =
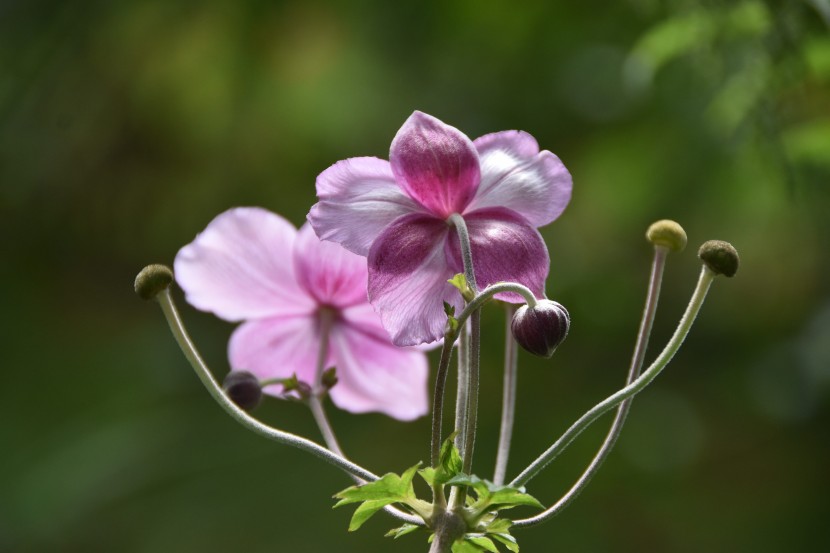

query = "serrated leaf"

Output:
[[448, 273, 474, 301], [385, 523, 420, 539], [467, 536, 500, 553], [488, 488, 544, 510], [347, 499, 390, 531], [443, 301, 456, 317], [444, 474, 490, 500], [418, 466, 437, 486], [491, 533, 520, 553], [452, 539, 483, 553], [333, 464, 419, 507], [439, 434, 463, 477], [485, 519, 512, 534]]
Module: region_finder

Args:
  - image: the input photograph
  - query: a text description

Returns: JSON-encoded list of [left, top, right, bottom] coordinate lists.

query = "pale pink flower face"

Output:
[[309, 111, 573, 346], [174, 207, 429, 420]]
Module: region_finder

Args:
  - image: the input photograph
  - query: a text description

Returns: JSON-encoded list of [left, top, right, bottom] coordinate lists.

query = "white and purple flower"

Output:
[[174, 207, 429, 420], [309, 111, 572, 346]]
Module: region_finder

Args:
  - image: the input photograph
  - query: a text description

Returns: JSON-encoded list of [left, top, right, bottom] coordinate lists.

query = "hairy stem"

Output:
[[512, 246, 668, 526], [510, 266, 716, 489], [493, 303, 519, 485]]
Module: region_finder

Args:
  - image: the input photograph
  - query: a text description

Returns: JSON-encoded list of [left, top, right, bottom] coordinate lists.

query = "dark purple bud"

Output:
[[511, 300, 570, 358], [222, 371, 262, 411]]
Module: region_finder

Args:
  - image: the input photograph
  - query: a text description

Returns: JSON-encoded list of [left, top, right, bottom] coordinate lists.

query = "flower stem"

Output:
[[309, 309, 342, 455], [509, 265, 716, 490], [454, 321, 469, 453], [447, 213, 482, 511], [512, 246, 668, 526], [154, 288, 378, 482], [493, 303, 519, 485], [447, 213, 478, 292]]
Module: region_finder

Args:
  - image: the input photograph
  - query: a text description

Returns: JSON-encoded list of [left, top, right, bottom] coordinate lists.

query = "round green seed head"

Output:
[[646, 219, 687, 253], [134, 264, 174, 300], [698, 240, 739, 277]]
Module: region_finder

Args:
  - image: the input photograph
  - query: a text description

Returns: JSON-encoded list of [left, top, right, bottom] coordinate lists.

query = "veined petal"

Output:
[[368, 213, 464, 346], [448, 208, 549, 303], [467, 131, 572, 227], [309, 157, 424, 256], [328, 317, 429, 420], [174, 208, 315, 321], [293, 222, 368, 308], [228, 314, 327, 395], [390, 111, 480, 218]]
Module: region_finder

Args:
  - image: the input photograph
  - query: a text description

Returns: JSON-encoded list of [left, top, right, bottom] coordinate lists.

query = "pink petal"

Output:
[[328, 319, 429, 420], [175, 208, 315, 321], [229, 314, 327, 395], [467, 131, 572, 227], [293, 222, 369, 308], [447, 207, 550, 303], [309, 157, 425, 256], [367, 213, 464, 346], [390, 111, 481, 218]]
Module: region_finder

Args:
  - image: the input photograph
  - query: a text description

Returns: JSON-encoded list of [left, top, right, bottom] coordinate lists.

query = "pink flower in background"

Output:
[[174, 207, 429, 420], [309, 111, 572, 346]]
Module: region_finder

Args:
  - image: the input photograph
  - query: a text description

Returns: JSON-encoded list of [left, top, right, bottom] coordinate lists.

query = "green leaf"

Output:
[[491, 533, 520, 553], [485, 519, 512, 534], [333, 464, 419, 507], [444, 474, 490, 499], [439, 433, 463, 478], [467, 536, 500, 552], [488, 488, 544, 511], [448, 273, 474, 301], [347, 499, 391, 531], [421, 434, 464, 486], [385, 523, 420, 539], [321, 367, 338, 390], [452, 539, 483, 553], [443, 301, 456, 317]]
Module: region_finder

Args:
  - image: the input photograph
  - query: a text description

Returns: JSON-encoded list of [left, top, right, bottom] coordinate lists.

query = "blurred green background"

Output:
[[2, 0, 829, 551]]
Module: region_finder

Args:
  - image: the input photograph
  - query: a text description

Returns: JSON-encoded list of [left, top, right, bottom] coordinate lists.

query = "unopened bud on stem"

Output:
[[698, 240, 739, 277], [646, 220, 687, 253], [222, 371, 263, 411], [134, 264, 174, 300], [511, 300, 570, 358]]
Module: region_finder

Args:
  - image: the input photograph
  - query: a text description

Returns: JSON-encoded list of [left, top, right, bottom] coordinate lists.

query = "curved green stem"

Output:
[[509, 266, 716, 490], [493, 303, 519, 485], [156, 288, 378, 482], [512, 246, 668, 526]]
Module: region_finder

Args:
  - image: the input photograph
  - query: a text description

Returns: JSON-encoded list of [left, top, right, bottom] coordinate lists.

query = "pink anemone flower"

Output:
[[174, 207, 429, 421], [309, 111, 572, 346]]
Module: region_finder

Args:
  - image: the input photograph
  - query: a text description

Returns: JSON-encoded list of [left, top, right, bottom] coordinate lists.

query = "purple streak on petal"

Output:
[[468, 131, 573, 227], [293, 222, 369, 308], [390, 111, 481, 218], [367, 213, 464, 346], [174, 208, 315, 322], [447, 208, 550, 303], [329, 313, 430, 420], [309, 157, 425, 256], [228, 314, 326, 395]]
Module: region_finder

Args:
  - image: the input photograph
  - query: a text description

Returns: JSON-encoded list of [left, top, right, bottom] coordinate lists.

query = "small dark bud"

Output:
[[698, 240, 739, 277], [646, 220, 687, 253], [222, 371, 262, 411], [134, 264, 174, 300], [511, 300, 570, 358]]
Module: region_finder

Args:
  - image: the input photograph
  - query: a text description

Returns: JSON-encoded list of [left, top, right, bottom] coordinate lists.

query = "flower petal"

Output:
[[467, 131, 572, 227], [309, 157, 424, 256], [228, 314, 326, 395], [448, 207, 550, 303], [328, 320, 429, 420], [174, 208, 315, 321], [367, 213, 464, 346], [390, 111, 481, 218], [293, 222, 369, 308]]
